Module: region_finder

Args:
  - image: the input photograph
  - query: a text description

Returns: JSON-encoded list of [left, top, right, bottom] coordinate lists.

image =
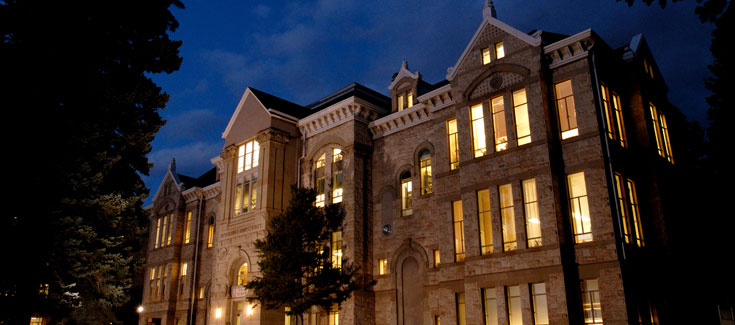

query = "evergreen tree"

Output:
[[0, 0, 183, 323], [246, 186, 358, 324]]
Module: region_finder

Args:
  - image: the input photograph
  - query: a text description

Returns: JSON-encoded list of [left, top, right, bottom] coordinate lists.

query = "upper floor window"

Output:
[[419, 150, 432, 195], [483, 287, 498, 325], [600, 84, 627, 147], [581, 279, 603, 324], [482, 47, 491, 65], [315, 153, 326, 207], [499, 183, 516, 251], [331, 231, 342, 269], [397, 91, 414, 112], [234, 173, 258, 214], [237, 139, 259, 173], [649, 103, 673, 163], [452, 200, 465, 262], [531, 283, 550, 325], [154, 213, 173, 249], [470, 103, 488, 157], [477, 189, 493, 255], [523, 178, 542, 248], [643, 59, 654, 79], [400, 171, 413, 216], [179, 262, 188, 297], [492, 95, 508, 151], [207, 218, 214, 248], [555, 80, 578, 139], [446, 119, 460, 170], [568, 172, 592, 243], [507, 285, 522, 325], [614, 174, 645, 247], [495, 41, 505, 59], [183, 211, 192, 244], [513, 88, 531, 146], [332, 149, 343, 204]]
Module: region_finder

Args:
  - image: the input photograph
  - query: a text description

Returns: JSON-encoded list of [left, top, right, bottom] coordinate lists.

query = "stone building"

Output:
[[140, 2, 681, 324]]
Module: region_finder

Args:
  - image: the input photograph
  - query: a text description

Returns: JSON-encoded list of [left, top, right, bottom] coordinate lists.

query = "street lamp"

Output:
[[137, 306, 144, 313]]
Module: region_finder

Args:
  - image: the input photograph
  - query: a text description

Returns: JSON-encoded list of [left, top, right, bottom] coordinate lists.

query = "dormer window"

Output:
[[397, 91, 414, 112]]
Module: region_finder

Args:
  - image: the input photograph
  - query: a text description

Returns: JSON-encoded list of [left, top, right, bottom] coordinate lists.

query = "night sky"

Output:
[[144, 0, 714, 201]]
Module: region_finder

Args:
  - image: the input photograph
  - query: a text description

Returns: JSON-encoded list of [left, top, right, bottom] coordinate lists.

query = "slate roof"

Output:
[[249, 87, 312, 119], [176, 167, 217, 189]]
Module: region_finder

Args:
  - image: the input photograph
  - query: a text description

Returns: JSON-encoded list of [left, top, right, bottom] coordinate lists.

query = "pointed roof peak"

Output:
[[169, 158, 176, 172], [388, 60, 420, 90], [484, 0, 497, 19]]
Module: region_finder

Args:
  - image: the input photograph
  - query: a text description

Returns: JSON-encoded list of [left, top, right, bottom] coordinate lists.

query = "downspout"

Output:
[[297, 127, 307, 188], [590, 50, 627, 261], [189, 192, 204, 324]]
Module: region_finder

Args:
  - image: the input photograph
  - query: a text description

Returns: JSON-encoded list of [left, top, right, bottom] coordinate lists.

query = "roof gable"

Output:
[[447, 16, 541, 81]]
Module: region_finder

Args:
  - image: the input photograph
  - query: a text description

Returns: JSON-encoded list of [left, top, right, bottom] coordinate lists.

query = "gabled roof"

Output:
[[446, 16, 541, 81], [222, 87, 309, 139]]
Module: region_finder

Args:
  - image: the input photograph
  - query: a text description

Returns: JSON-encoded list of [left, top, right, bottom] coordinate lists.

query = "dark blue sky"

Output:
[[144, 0, 714, 201]]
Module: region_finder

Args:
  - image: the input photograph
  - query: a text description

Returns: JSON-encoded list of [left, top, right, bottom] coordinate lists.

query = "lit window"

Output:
[[567, 172, 592, 243], [452, 200, 465, 262], [237, 140, 260, 173], [499, 184, 516, 251], [433, 249, 440, 267], [166, 214, 173, 246], [180, 262, 187, 297], [531, 283, 549, 325], [329, 304, 339, 325], [30, 317, 43, 325], [285, 307, 295, 325], [184, 211, 192, 244], [523, 179, 542, 247], [237, 263, 248, 285], [650, 103, 673, 163], [198, 287, 205, 299], [315, 176, 326, 208], [456, 292, 466, 325], [644, 59, 654, 79], [315, 152, 326, 207], [161, 264, 168, 301], [332, 148, 343, 204], [154, 218, 161, 249], [470, 103, 487, 157], [207, 219, 214, 248], [555, 80, 578, 139], [148, 267, 156, 302], [477, 189, 493, 254], [234, 174, 258, 214], [331, 231, 342, 269], [401, 171, 413, 216], [482, 47, 491, 65], [513, 88, 531, 146], [434, 315, 441, 325], [396, 91, 414, 112], [447, 119, 460, 170], [378, 259, 388, 275], [483, 287, 498, 325], [495, 41, 505, 59], [315, 153, 326, 169], [419, 150, 432, 195], [506, 285, 521, 325], [615, 174, 644, 247], [581, 279, 603, 325], [492, 95, 507, 151], [600, 84, 627, 147]]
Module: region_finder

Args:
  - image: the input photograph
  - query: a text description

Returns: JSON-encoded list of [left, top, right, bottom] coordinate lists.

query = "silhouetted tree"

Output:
[[0, 0, 183, 323], [246, 186, 358, 325]]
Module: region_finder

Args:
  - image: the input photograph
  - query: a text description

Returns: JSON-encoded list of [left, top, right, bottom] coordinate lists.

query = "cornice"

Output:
[[544, 29, 595, 69], [368, 103, 431, 139], [182, 182, 222, 203], [297, 96, 385, 138]]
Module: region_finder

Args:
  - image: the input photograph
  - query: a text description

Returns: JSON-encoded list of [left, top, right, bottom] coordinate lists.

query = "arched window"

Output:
[[237, 263, 248, 285], [419, 150, 432, 195], [401, 171, 413, 216]]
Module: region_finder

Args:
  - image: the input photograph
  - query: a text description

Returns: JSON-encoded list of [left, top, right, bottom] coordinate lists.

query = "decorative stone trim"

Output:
[[182, 182, 221, 202], [419, 84, 456, 113], [368, 103, 431, 139], [544, 29, 595, 69], [297, 96, 384, 138]]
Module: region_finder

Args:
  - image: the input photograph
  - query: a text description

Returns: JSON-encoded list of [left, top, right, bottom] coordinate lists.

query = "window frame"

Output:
[[555, 79, 579, 139]]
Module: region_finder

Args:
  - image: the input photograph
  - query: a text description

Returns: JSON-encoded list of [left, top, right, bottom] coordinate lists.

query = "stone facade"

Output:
[[140, 4, 679, 325]]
